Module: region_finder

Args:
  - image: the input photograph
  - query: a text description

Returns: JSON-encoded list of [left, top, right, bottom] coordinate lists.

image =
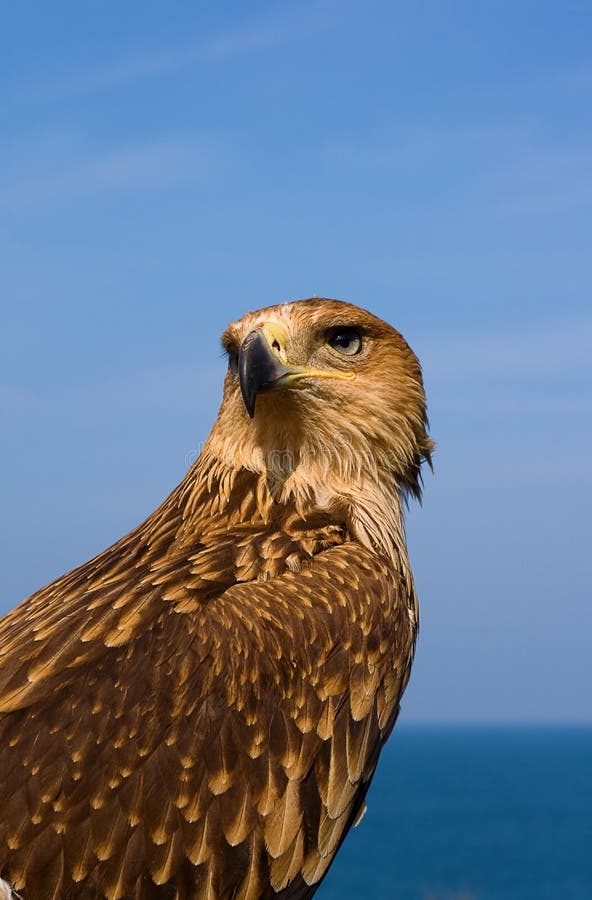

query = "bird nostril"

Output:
[[272, 339, 281, 353]]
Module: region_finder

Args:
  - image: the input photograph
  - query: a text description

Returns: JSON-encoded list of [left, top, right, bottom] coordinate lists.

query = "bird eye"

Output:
[[326, 327, 362, 356], [228, 352, 238, 375]]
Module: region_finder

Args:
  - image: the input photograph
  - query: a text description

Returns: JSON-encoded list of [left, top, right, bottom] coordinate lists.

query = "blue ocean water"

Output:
[[318, 725, 592, 900]]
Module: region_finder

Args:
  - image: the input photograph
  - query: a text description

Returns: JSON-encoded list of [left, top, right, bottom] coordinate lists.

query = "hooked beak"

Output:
[[238, 327, 293, 418], [238, 322, 356, 418]]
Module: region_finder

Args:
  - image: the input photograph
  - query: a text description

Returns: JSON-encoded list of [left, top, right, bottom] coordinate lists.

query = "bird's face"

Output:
[[215, 298, 433, 498]]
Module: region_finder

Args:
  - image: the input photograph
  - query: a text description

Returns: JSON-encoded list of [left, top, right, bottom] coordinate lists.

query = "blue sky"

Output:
[[1, 0, 590, 722]]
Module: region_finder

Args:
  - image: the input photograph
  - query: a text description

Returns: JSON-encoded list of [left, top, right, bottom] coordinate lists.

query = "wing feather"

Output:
[[0, 514, 415, 899], [264, 779, 303, 860]]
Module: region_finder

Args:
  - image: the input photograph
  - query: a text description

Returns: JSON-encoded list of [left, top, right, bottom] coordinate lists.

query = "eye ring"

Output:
[[326, 327, 363, 357], [227, 352, 239, 375]]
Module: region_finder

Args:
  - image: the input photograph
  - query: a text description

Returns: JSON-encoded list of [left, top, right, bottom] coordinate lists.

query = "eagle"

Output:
[[0, 298, 433, 900]]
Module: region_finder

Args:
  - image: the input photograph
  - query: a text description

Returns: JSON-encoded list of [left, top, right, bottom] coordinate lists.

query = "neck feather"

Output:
[[180, 424, 413, 592]]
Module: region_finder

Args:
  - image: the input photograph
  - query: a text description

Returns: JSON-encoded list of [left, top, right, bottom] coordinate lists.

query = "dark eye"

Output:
[[227, 352, 238, 375], [327, 327, 362, 356]]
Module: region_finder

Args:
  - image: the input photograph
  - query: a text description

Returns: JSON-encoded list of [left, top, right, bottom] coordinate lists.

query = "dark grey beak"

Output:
[[238, 330, 291, 418]]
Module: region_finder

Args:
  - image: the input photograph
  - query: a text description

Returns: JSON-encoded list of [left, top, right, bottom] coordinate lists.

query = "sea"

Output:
[[317, 725, 592, 900]]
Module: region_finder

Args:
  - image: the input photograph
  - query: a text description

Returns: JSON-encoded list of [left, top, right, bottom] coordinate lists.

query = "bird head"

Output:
[[206, 298, 433, 504]]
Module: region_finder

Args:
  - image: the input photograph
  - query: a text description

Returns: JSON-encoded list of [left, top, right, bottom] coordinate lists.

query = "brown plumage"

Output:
[[0, 298, 433, 899]]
